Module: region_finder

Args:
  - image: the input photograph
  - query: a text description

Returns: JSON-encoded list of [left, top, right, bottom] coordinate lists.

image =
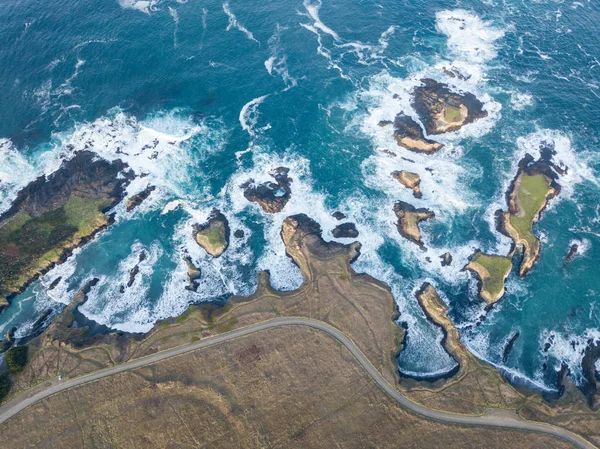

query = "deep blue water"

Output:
[[0, 0, 599, 390]]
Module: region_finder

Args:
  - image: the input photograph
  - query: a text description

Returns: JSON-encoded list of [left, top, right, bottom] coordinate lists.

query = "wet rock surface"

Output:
[[242, 167, 292, 214], [332, 222, 359, 239]]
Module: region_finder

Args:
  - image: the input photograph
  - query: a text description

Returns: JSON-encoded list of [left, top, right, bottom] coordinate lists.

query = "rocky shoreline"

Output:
[[393, 201, 434, 249], [0, 151, 132, 312], [242, 167, 292, 214]]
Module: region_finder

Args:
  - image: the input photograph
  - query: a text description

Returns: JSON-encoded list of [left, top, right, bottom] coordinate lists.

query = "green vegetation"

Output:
[[508, 174, 553, 248], [5, 346, 29, 374], [444, 105, 462, 122], [0, 372, 11, 402], [467, 252, 512, 304], [0, 196, 108, 296]]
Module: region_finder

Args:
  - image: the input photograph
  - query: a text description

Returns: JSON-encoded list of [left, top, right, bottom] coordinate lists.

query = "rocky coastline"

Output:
[[0, 151, 132, 312], [242, 167, 292, 214], [393, 201, 434, 249]]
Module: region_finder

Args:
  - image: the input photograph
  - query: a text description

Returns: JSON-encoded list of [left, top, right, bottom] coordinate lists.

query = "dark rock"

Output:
[[332, 211, 347, 221], [48, 276, 62, 291], [184, 256, 201, 292], [126, 185, 156, 212], [502, 332, 520, 363], [440, 252, 452, 267], [566, 244, 579, 263], [391, 113, 443, 154], [332, 222, 359, 239], [242, 167, 292, 214], [234, 229, 245, 239], [1, 327, 17, 353]]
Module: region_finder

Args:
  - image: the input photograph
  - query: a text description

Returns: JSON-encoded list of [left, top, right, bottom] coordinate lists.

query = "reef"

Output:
[[193, 209, 230, 258], [393, 201, 434, 249], [332, 222, 359, 239], [498, 147, 562, 276], [242, 167, 292, 214], [382, 114, 444, 154], [0, 151, 131, 311], [412, 79, 488, 134], [125, 185, 156, 212], [391, 170, 423, 198], [465, 251, 513, 306]]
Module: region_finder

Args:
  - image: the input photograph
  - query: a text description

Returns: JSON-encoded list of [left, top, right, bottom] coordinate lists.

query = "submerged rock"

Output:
[[126, 185, 156, 212], [393, 201, 434, 249], [387, 114, 444, 154], [0, 151, 131, 311], [193, 209, 230, 258], [332, 222, 359, 239], [242, 167, 292, 214], [412, 79, 487, 135], [391, 170, 422, 198], [234, 229, 245, 239]]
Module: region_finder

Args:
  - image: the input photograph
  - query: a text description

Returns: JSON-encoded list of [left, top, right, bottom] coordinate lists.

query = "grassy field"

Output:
[[508, 174, 552, 248], [0, 196, 109, 298], [0, 326, 576, 449], [468, 252, 512, 302]]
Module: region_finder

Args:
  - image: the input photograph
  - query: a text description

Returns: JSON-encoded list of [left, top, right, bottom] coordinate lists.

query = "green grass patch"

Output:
[[473, 253, 512, 299], [0, 372, 11, 402], [0, 196, 107, 293], [509, 174, 552, 247], [5, 346, 29, 374], [444, 106, 462, 122]]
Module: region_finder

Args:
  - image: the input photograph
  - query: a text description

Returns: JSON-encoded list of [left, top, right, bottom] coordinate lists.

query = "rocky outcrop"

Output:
[[465, 251, 512, 306], [234, 229, 245, 239], [242, 167, 292, 214], [415, 283, 468, 379], [412, 79, 487, 134], [0, 151, 132, 311], [391, 170, 423, 198], [391, 114, 444, 153], [281, 214, 361, 282], [184, 256, 201, 292], [332, 222, 359, 239], [120, 251, 146, 293], [582, 340, 600, 410], [126, 185, 156, 212], [332, 211, 346, 221], [566, 244, 579, 263], [498, 146, 562, 276], [440, 252, 452, 267], [502, 332, 520, 363], [393, 201, 434, 249], [193, 209, 230, 258]]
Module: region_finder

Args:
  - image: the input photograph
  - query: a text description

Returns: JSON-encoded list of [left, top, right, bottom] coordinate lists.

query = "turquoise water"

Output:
[[0, 0, 599, 390]]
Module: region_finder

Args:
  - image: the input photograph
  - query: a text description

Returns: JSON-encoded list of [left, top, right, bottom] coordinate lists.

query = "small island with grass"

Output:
[[465, 251, 513, 306], [393, 201, 434, 249], [193, 209, 230, 258], [499, 148, 562, 276], [412, 79, 488, 135], [392, 170, 423, 198]]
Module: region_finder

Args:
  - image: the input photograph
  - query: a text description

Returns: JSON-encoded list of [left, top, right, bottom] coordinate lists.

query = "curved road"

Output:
[[0, 318, 595, 449]]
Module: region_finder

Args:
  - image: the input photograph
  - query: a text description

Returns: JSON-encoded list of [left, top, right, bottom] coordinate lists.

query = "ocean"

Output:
[[0, 0, 599, 391]]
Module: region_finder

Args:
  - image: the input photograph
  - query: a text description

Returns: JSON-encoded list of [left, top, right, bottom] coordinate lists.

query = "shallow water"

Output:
[[0, 0, 599, 389]]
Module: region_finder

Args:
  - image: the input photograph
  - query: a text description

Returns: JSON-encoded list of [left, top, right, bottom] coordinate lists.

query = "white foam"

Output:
[[0, 139, 37, 213], [222, 1, 259, 44], [542, 328, 600, 384], [169, 6, 179, 48], [302, 0, 340, 42], [265, 25, 298, 90], [510, 91, 534, 110], [117, 0, 160, 14], [239, 94, 270, 139], [435, 9, 505, 64]]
